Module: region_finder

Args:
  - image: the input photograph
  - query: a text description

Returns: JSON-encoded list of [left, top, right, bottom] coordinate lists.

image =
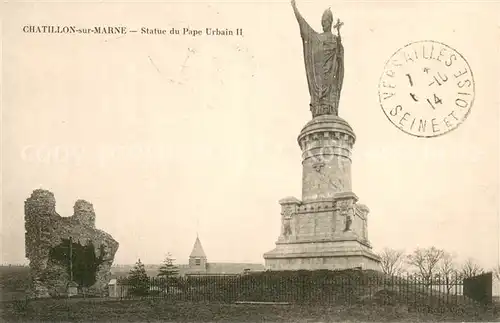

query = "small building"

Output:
[[67, 281, 79, 297], [108, 278, 129, 298], [178, 236, 265, 277], [493, 273, 500, 303]]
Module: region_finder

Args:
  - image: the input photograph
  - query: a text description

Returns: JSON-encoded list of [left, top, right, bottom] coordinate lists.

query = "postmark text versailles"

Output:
[[378, 41, 475, 138]]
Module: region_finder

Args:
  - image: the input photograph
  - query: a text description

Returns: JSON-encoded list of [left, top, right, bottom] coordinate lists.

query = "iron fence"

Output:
[[110, 270, 492, 309]]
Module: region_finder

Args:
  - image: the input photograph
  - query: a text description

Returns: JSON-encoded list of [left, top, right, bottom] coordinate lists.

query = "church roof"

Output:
[[205, 262, 265, 274], [189, 236, 207, 258], [177, 262, 265, 276]]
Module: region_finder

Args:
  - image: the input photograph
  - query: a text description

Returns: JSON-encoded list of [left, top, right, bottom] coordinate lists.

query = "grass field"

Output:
[[2, 266, 499, 322], [1, 297, 499, 322], [0, 266, 30, 302], [0, 265, 152, 302]]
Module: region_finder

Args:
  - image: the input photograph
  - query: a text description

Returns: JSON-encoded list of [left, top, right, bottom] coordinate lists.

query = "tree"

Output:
[[460, 258, 484, 278], [158, 253, 179, 278], [126, 258, 149, 296], [494, 264, 500, 281], [436, 252, 460, 294], [157, 253, 179, 292], [407, 247, 445, 285], [378, 248, 406, 276]]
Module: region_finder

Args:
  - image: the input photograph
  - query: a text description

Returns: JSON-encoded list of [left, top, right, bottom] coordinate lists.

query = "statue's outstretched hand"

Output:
[[291, 0, 296, 7]]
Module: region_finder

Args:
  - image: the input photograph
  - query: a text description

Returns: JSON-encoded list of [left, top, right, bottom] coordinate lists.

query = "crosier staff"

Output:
[[290, 0, 346, 117], [334, 18, 343, 39]]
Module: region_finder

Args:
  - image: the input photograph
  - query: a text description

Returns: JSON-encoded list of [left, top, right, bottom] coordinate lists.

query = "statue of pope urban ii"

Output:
[[291, 0, 345, 118]]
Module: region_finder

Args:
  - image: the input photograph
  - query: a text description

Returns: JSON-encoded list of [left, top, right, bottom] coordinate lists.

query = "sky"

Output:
[[2, 1, 499, 270]]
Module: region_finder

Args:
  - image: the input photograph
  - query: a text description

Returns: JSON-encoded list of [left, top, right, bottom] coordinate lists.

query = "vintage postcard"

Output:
[[2, 0, 499, 321]]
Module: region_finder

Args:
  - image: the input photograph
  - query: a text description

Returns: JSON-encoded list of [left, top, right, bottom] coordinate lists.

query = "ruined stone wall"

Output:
[[24, 189, 119, 298]]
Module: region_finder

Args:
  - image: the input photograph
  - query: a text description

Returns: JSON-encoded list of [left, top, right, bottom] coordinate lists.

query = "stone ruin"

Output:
[[24, 189, 119, 298]]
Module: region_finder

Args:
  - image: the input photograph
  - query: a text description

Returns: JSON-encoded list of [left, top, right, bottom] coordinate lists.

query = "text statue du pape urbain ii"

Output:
[[22, 25, 244, 37]]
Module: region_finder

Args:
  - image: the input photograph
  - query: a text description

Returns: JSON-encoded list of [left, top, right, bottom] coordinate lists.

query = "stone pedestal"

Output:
[[264, 115, 381, 270]]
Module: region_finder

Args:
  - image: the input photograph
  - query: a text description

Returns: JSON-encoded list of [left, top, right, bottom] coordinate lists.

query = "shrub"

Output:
[[126, 259, 149, 296]]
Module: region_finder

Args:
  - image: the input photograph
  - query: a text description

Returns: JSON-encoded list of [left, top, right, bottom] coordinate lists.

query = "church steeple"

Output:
[[189, 236, 207, 259], [188, 235, 207, 271]]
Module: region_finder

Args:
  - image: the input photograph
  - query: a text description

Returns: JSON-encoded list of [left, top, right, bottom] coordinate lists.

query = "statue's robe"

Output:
[[295, 14, 344, 117]]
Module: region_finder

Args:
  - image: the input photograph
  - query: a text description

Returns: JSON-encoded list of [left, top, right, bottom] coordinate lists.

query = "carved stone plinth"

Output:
[[264, 116, 381, 271]]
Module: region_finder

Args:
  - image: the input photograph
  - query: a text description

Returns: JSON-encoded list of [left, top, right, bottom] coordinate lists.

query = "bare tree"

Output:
[[494, 264, 500, 281], [378, 248, 406, 276], [407, 247, 445, 285], [437, 252, 460, 294], [460, 258, 484, 278]]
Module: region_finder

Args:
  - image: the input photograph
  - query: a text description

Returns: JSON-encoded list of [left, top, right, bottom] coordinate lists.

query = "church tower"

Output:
[[188, 236, 207, 273]]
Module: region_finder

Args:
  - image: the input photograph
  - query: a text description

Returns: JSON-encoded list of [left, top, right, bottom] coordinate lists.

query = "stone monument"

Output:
[[24, 189, 119, 297], [263, 1, 381, 271]]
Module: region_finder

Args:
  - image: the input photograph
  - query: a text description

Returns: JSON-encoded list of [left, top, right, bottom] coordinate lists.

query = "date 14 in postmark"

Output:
[[378, 40, 475, 138]]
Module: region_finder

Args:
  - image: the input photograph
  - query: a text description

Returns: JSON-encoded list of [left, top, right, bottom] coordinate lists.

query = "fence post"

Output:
[[184, 276, 187, 302], [166, 277, 169, 300], [299, 273, 302, 304], [307, 273, 311, 304], [165, 276, 172, 297], [232, 275, 236, 302], [368, 275, 372, 305], [368, 276, 375, 306], [405, 273, 408, 305], [148, 277, 152, 300], [262, 274, 266, 302], [390, 273, 394, 303], [414, 274, 417, 306], [427, 275, 431, 308], [343, 274, 347, 305], [384, 274, 388, 306], [278, 274, 281, 303], [438, 274, 442, 309], [293, 274, 297, 303]]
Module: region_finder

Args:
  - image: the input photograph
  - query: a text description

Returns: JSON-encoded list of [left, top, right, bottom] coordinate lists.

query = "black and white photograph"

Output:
[[2, 0, 499, 321]]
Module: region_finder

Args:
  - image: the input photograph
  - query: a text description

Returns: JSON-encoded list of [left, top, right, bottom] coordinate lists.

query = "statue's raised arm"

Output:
[[291, 0, 317, 38], [290, 1, 345, 118]]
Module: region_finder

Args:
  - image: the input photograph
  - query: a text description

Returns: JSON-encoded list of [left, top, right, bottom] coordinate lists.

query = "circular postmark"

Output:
[[378, 40, 475, 138]]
